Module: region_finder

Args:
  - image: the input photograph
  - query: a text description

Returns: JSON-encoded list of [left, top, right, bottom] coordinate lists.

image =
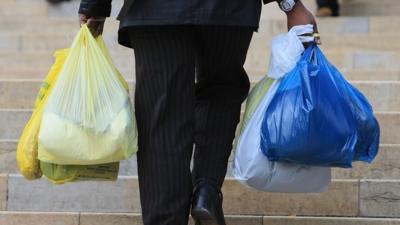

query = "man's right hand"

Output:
[[286, 1, 321, 44], [79, 14, 106, 38]]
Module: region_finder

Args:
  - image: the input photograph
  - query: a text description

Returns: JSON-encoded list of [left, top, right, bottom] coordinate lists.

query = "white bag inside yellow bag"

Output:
[[38, 25, 138, 165]]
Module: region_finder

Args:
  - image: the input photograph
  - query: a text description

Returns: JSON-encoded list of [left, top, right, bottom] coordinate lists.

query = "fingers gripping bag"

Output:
[[233, 25, 331, 193], [38, 25, 138, 165], [260, 38, 380, 168]]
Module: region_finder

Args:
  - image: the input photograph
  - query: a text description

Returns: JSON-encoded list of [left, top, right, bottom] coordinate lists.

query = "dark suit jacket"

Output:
[[79, 0, 275, 17], [79, 0, 276, 47]]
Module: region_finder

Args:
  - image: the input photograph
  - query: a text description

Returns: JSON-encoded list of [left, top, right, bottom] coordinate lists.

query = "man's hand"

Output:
[[286, 1, 321, 44], [79, 14, 106, 38]]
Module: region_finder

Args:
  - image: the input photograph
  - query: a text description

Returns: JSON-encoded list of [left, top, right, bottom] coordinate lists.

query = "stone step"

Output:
[[315, 70, 400, 81], [2, 0, 301, 20], [1, 79, 398, 111], [261, 0, 400, 19], [0, 211, 81, 225], [0, 69, 50, 79], [245, 49, 400, 73], [1, 175, 400, 217], [2, 31, 399, 53], [331, 144, 400, 180], [1, 68, 399, 81], [0, 109, 398, 144], [0, 211, 261, 225], [46, 0, 125, 19], [314, 16, 400, 35], [1, 50, 399, 77], [248, 69, 400, 82], [0, 0, 124, 18], [251, 33, 400, 52], [7, 0, 400, 19], [2, 137, 399, 180], [0, 32, 128, 54], [0, 79, 135, 109], [2, 16, 400, 36], [0, 68, 135, 80], [0, 140, 138, 177], [0, 18, 119, 34], [2, 0, 400, 30], [0, 51, 134, 72], [264, 216, 400, 225], [341, 0, 400, 16], [0, 0, 48, 17], [0, 175, 363, 215], [257, 80, 400, 112], [0, 211, 262, 225], [1, 212, 400, 225], [227, 144, 400, 181], [9, 0, 396, 22]]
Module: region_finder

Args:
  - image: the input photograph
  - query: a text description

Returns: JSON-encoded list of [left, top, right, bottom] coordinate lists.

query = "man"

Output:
[[78, 0, 319, 224]]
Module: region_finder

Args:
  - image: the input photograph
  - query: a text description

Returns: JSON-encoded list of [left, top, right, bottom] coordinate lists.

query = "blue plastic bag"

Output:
[[260, 44, 380, 168]]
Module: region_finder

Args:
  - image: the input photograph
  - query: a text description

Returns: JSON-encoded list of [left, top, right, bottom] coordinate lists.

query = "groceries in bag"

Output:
[[16, 41, 123, 183], [260, 44, 380, 168], [38, 25, 138, 165], [40, 161, 119, 184], [233, 25, 331, 193]]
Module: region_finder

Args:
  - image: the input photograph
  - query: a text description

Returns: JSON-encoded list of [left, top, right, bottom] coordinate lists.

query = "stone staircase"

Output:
[[1, 0, 400, 224]]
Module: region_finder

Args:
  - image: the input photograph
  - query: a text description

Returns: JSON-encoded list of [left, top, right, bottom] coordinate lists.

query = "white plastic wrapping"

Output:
[[267, 24, 314, 79]]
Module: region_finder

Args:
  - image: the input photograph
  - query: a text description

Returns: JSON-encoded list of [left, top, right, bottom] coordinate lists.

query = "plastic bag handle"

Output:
[[303, 44, 331, 67], [289, 24, 315, 43], [79, 24, 130, 92], [302, 44, 319, 64]]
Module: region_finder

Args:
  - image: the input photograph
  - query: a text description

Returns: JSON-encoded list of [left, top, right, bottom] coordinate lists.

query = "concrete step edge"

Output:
[[0, 174, 396, 217], [2, 211, 400, 220], [3, 174, 400, 183], [2, 49, 399, 55], [1, 108, 398, 114], [2, 79, 399, 85], [1, 139, 397, 149], [0, 78, 136, 83]]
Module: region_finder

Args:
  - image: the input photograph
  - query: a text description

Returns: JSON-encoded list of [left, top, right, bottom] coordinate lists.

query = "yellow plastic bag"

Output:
[[17, 46, 122, 183], [38, 25, 138, 165], [41, 37, 125, 184], [16, 48, 69, 180]]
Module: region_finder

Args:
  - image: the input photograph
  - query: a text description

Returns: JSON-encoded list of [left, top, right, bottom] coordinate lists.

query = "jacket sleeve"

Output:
[[79, 0, 112, 17], [263, 0, 276, 4]]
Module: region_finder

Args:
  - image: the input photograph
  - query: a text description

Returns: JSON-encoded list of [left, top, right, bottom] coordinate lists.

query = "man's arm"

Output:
[[262, 0, 321, 43], [286, 1, 321, 44]]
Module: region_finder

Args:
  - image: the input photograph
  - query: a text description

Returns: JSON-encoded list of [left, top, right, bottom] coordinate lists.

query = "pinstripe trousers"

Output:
[[128, 25, 254, 225]]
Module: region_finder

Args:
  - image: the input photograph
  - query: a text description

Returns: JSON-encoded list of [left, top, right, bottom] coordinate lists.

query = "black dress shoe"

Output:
[[191, 180, 226, 225]]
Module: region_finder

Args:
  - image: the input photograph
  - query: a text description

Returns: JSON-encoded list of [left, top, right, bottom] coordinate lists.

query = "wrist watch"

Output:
[[278, 0, 299, 12]]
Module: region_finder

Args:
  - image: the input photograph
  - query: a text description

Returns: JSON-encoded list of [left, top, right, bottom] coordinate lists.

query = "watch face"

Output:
[[280, 0, 294, 11]]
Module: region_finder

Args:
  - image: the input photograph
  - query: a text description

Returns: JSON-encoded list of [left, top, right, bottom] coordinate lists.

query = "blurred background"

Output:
[[1, 0, 400, 224]]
